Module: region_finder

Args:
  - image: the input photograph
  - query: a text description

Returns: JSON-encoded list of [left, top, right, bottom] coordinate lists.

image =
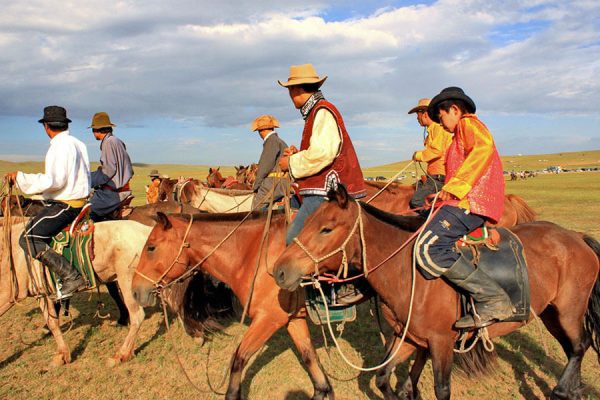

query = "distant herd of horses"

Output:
[[1, 169, 599, 400]]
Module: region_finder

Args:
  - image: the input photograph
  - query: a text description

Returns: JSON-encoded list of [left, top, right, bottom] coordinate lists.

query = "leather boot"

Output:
[[443, 255, 514, 330], [38, 249, 86, 299]]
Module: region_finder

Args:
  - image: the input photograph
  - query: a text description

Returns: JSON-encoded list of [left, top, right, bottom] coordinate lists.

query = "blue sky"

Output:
[[1, 0, 599, 167]]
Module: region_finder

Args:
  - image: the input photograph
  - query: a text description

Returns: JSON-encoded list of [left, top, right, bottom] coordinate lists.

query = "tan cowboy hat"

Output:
[[278, 64, 327, 88], [148, 169, 160, 178], [89, 112, 116, 129], [251, 115, 280, 132], [408, 98, 431, 114]]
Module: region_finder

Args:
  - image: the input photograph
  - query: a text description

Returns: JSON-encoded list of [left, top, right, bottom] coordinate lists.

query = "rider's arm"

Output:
[[288, 109, 341, 179], [16, 140, 69, 195]]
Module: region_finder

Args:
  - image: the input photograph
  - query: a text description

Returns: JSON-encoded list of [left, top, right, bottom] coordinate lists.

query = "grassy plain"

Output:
[[0, 152, 599, 399]]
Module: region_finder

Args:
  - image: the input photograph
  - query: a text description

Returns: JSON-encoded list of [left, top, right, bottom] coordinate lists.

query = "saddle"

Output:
[[457, 226, 530, 323], [108, 194, 135, 219], [50, 204, 97, 292]]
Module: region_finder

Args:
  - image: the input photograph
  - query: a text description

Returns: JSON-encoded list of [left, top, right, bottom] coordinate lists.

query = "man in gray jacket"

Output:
[[88, 112, 134, 221], [251, 115, 289, 210]]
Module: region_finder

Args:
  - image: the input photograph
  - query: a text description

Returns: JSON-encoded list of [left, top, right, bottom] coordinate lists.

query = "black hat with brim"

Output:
[[427, 87, 476, 123], [38, 105, 72, 124]]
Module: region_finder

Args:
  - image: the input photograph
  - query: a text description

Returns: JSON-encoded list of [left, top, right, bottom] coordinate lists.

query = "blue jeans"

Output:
[[414, 205, 484, 279], [286, 195, 326, 246]]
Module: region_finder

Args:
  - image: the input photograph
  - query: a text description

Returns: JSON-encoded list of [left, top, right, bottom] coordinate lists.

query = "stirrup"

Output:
[[454, 314, 497, 330]]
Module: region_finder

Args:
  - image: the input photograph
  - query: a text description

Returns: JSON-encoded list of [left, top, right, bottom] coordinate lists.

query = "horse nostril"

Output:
[[276, 268, 286, 284]]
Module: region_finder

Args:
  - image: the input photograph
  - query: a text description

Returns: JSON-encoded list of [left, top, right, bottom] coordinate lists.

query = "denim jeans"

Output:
[[285, 195, 326, 246]]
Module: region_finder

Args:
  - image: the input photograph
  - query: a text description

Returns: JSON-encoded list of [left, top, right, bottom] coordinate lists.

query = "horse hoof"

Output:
[[106, 357, 121, 368], [49, 354, 67, 368]]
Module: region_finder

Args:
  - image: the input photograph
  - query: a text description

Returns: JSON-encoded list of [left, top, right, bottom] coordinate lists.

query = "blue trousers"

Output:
[[286, 195, 326, 246], [415, 205, 484, 279]]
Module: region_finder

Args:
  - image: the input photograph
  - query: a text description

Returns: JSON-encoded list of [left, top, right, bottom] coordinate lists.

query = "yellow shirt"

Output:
[[146, 179, 160, 204], [413, 122, 452, 176]]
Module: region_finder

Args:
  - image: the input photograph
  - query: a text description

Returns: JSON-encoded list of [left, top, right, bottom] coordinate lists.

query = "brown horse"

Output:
[[363, 180, 536, 226], [131, 211, 333, 400], [273, 186, 600, 400], [207, 167, 250, 190], [158, 178, 178, 202]]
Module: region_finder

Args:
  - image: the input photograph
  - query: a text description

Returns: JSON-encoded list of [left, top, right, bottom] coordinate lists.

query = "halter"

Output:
[[293, 200, 367, 281]]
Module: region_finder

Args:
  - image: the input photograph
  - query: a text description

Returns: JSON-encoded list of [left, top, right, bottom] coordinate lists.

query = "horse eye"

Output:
[[320, 227, 333, 234], [147, 245, 156, 252]]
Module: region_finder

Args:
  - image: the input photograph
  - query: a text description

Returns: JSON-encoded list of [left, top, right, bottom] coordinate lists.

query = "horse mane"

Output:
[[171, 209, 287, 223], [505, 194, 537, 224], [359, 201, 425, 232], [162, 272, 237, 338]]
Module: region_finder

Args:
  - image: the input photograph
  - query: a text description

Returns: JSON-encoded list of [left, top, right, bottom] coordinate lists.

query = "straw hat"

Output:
[[278, 64, 327, 88], [408, 98, 431, 114], [38, 106, 71, 124], [427, 87, 476, 123], [89, 112, 116, 129], [251, 115, 280, 132]]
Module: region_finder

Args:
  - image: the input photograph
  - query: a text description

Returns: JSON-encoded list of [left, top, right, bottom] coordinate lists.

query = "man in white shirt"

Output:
[[5, 106, 91, 299]]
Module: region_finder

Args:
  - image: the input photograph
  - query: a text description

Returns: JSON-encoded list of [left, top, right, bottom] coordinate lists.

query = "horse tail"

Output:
[[455, 342, 497, 377], [583, 234, 600, 363], [163, 272, 237, 338], [506, 194, 537, 224]]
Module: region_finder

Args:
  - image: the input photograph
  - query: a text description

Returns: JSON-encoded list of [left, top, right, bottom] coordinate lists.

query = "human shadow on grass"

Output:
[[496, 331, 600, 399]]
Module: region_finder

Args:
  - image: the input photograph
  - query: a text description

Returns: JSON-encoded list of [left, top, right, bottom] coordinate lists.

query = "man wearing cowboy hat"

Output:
[[88, 112, 134, 221], [277, 64, 366, 245], [250, 115, 289, 210], [4, 105, 90, 299], [407, 98, 452, 214], [414, 87, 512, 330], [146, 169, 162, 204]]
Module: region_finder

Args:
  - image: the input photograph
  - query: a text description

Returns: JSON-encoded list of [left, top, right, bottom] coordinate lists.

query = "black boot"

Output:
[[38, 249, 86, 299], [443, 255, 514, 330]]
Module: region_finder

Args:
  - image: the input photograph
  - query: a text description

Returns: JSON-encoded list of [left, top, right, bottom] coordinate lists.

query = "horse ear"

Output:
[[334, 184, 349, 209], [208, 167, 213, 174], [153, 212, 172, 230]]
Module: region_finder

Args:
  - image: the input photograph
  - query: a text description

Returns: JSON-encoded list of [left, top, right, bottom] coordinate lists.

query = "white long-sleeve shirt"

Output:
[[289, 109, 341, 179], [16, 131, 91, 201]]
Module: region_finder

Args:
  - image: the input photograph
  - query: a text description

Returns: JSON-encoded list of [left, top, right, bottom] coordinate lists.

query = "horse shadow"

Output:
[[497, 331, 600, 399]]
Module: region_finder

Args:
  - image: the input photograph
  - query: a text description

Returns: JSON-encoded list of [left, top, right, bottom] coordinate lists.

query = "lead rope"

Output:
[[365, 161, 414, 204]]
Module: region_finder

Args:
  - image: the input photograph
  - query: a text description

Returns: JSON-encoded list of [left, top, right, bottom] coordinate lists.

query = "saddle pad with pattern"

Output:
[[458, 227, 530, 322], [51, 219, 96, 290], [304, 284, 357, 325]]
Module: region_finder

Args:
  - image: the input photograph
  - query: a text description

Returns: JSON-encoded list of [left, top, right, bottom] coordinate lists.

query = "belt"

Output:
[[101, 182, 131, 193], [56, 198, 87, 208], [268, 172, 287, 178]]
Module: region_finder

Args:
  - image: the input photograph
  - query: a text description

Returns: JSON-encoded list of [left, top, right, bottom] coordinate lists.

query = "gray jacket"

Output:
[[252, 132, 288, 208], [90, 133, 134, 216]]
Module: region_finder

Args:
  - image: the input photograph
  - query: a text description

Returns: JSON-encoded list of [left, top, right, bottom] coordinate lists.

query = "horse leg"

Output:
[[39, 296, 70, 367], [375, 338, 416, 400], [226, 316, 283, 400], [429, 337, 454, 400], [106, 281, 129, 326], [107, 280, 145, 366], [540, 306, 590, 399], [397, 347, 428, 400], [286, 317, 334, 399]]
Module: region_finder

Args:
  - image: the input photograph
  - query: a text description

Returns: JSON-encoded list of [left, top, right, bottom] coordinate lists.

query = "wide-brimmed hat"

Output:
[[427, 87, 476, 123], [251, 115, 280, 132], [38, 105, 71, 124], [89, 112, 116, 129], [148, 169, 160, 178], [278, 64, 327, 88], [408, 98, 431, 114]]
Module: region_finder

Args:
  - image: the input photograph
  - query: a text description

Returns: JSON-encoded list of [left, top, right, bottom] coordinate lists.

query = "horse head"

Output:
[[207, 167, 226, 188], [235, 165, 249, 184], [246, 163, 258, 186], [158, 178, 177, 201], [132, 212, 194, 307], [273, 185, 362, 291]]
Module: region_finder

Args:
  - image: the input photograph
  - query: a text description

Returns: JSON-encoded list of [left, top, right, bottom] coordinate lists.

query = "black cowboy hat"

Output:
[[38, 105, 72, 124], [427, 87, 476, 123]]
